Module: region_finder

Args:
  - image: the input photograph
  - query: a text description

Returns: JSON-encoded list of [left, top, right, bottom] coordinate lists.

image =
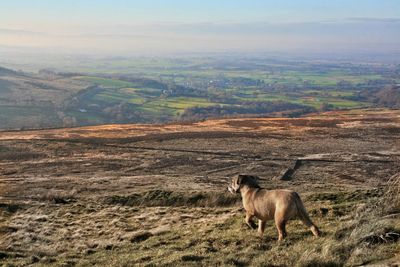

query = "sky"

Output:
[[0, 0, 399, 55]]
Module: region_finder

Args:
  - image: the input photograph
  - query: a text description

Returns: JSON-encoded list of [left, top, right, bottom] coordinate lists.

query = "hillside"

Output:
[[1, 109, 399, 266], [0, 66, 20, 76], [354, 85, 400, 108], [0, 67, 89, 129]]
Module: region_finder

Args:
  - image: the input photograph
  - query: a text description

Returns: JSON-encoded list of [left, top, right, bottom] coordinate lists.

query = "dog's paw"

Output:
[[246, 222, 257, 230]]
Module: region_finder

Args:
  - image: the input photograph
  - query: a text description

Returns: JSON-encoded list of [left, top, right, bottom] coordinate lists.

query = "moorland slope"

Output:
[[0, 109, 399, 266]]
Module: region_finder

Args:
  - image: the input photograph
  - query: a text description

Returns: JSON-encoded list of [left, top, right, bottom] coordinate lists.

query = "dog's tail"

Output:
[[294, 192, 320, 237]]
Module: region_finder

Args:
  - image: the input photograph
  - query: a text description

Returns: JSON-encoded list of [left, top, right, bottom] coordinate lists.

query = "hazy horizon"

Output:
[[1, 0, 399, 57]]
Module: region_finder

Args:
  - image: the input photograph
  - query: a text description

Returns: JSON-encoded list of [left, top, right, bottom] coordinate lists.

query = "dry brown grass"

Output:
[[0, 149, 45, 162], [1, 108, 399, 140], [297, 173, 400, 266], [381, 173, 400, 215], [37, 189, 77, 204], [2, 183, 398, 267], [0, 109, 399, 266]]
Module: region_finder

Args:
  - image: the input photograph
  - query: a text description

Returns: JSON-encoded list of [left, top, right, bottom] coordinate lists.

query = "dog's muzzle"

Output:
[[227, 185, 238, 194], [228, 186, 233, 194]]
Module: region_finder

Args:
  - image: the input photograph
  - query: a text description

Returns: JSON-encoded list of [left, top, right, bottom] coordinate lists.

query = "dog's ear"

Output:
[[237, 174, 246, 185]]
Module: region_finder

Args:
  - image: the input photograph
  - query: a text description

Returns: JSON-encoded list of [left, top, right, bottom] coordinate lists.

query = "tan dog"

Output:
[[228, 174, 320, 241]]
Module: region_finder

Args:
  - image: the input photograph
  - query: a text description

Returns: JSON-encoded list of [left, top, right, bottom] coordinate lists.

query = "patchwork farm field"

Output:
[[1, 109, 399, 266]]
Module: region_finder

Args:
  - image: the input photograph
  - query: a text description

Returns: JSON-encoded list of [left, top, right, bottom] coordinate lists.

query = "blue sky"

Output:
[[2, 0, 400, 25], [0, 0, 399, 54]]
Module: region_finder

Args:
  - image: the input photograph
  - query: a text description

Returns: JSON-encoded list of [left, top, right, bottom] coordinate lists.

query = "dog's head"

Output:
[[228, 174, 260, 194]]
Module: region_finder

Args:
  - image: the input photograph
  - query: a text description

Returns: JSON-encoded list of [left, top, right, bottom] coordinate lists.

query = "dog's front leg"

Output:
[[245, 213, 257, 229], [258, 220, 266, 238]]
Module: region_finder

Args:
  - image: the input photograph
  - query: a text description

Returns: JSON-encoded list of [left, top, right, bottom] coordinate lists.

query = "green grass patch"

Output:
[[75, 76, 134, 88]]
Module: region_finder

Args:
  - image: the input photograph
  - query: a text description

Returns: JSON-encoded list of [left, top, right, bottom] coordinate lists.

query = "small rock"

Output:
[[35, 216, 48, 222], [181, 255, 205, 261], [105, 244, 113, 250], [30, 255, 40, 263], [85, 249, 96, 255], [0, 251, 9, 259], [130, 231, 153, 243]]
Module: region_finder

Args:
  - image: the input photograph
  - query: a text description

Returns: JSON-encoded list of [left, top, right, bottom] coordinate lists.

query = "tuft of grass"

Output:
[[300, 173, 400, 266], [307, 189, 382, 204], [129, 231, 153, 243], [0, 203, 22, 213], [0, 151, 45, 162], [380, 173, 400, 215], [37, 189, 77, 204]]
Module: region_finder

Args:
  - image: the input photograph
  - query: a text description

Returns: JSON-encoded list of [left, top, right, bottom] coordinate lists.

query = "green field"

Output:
[[71, 62, 376, 121], [78, 84, 368, 122], [75, 76, 135, 88]]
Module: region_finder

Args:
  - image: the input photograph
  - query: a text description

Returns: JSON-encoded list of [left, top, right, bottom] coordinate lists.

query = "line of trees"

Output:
[[180, 101, 316, 121]]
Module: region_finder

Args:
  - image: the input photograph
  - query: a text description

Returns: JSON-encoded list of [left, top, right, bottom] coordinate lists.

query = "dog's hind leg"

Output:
[[298, 208, 320, 237], [294, 192, 320, 237], [275, 217, 287, 242]]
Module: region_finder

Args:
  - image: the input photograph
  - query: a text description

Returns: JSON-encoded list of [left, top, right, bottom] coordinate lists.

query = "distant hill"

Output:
[[351, 85, 400, 108], [373, 86, 400, 108], [0, 67, 89, 130], [0, 66, 19, 76]]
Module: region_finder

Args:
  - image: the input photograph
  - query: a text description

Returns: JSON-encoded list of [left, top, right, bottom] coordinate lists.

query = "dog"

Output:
[[228, 174, 320, 241]]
